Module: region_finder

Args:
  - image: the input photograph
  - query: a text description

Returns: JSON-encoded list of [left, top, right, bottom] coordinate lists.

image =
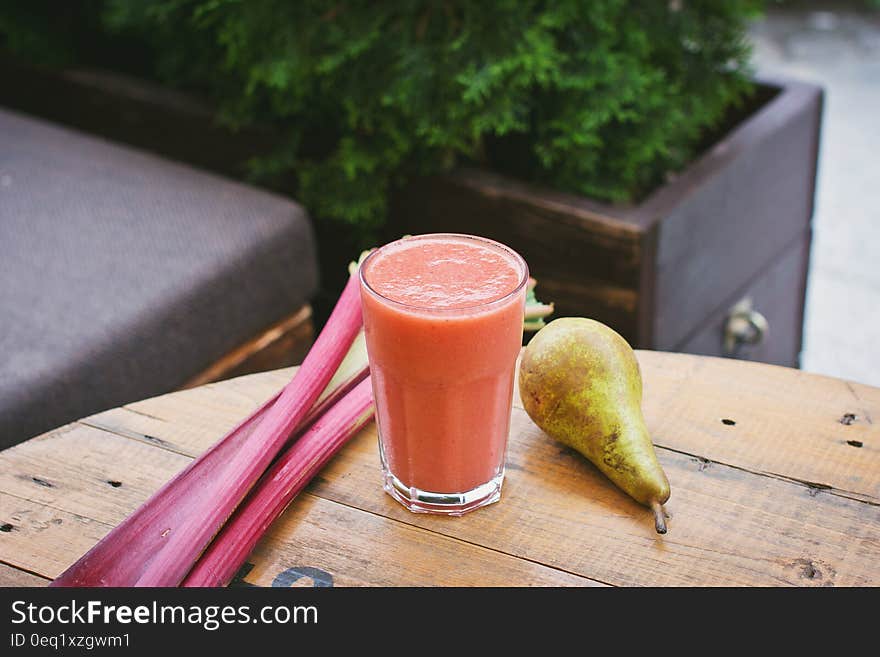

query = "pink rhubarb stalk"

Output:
[[182, 376, 374, 587], [51, 273, 366, 587]]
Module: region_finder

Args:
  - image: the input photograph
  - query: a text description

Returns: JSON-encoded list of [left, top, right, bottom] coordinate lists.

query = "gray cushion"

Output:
[[0, 108, 319, 446]]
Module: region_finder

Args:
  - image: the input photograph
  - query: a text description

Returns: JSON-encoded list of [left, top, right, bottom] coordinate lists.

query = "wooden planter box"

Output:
[[389, 76, 823, 368]]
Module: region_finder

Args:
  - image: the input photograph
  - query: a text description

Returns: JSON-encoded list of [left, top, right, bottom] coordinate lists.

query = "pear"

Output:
[[519, 317, 671, 533]]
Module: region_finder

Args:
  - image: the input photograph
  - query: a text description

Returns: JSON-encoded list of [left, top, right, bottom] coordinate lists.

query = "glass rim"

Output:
[[358, 233, 530, 315]]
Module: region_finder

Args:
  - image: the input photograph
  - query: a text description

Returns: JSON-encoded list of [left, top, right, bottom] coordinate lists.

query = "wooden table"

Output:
[[2, 352, 878, 587]]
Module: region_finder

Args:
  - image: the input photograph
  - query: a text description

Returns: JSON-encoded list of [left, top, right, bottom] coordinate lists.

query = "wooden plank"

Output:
[[309, 413, 880, 587], [0, 562, 51, 587], [0, 490, 595, 587], [242, 494, 600, 587], [82, 368, 293, 458], [633, 351, 880, 502], [0, 423, 193, 526], [0, 493, 113, 579], [0, 422, 595, 586]]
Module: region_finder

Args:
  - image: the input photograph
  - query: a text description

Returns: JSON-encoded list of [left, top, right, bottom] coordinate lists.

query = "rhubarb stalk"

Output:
[[182, 376, 374, 587], [51, 273, 366, 587]]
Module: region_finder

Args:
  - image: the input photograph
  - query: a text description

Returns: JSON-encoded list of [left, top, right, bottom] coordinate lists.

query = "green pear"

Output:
[[519, 317, 671, 533]]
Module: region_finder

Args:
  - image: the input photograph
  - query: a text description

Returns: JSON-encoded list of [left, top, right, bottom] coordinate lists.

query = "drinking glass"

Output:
[[359, 233, 528, 515]]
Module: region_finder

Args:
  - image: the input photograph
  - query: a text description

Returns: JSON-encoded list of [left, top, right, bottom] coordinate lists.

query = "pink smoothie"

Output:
[[359, 234, 527, 497]]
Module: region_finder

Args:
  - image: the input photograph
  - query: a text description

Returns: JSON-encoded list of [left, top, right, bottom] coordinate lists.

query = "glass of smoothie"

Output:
[[358, 233, 528, 515]]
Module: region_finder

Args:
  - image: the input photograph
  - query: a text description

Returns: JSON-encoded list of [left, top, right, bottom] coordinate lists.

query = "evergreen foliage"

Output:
[[1, 1, 763, 243]]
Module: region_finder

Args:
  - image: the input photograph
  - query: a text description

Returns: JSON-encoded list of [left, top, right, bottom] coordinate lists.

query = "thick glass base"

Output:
[[379, 444, 504, 516]]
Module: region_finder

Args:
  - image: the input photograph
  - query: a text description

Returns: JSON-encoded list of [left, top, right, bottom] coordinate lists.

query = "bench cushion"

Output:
[[0, 109, 319, 446]]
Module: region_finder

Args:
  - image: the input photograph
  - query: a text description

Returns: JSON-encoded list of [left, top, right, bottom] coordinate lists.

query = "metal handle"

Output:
[[723, 297, 768, 356]]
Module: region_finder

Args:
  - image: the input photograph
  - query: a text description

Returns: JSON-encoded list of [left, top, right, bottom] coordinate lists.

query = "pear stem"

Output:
[[650, 501, 668, 534]]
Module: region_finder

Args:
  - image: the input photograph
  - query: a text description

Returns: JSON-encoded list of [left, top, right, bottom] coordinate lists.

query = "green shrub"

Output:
[[2, 1, 764, 245]]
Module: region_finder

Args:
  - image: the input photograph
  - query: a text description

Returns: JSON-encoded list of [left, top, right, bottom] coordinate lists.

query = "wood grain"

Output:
[[632, 351, 880, 502], [82, 369, 292, 458], [243, 494, 601, 587], [0, 493, 113, 579], [1, 351, 877, 587], [0, 562, 51, 587]]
